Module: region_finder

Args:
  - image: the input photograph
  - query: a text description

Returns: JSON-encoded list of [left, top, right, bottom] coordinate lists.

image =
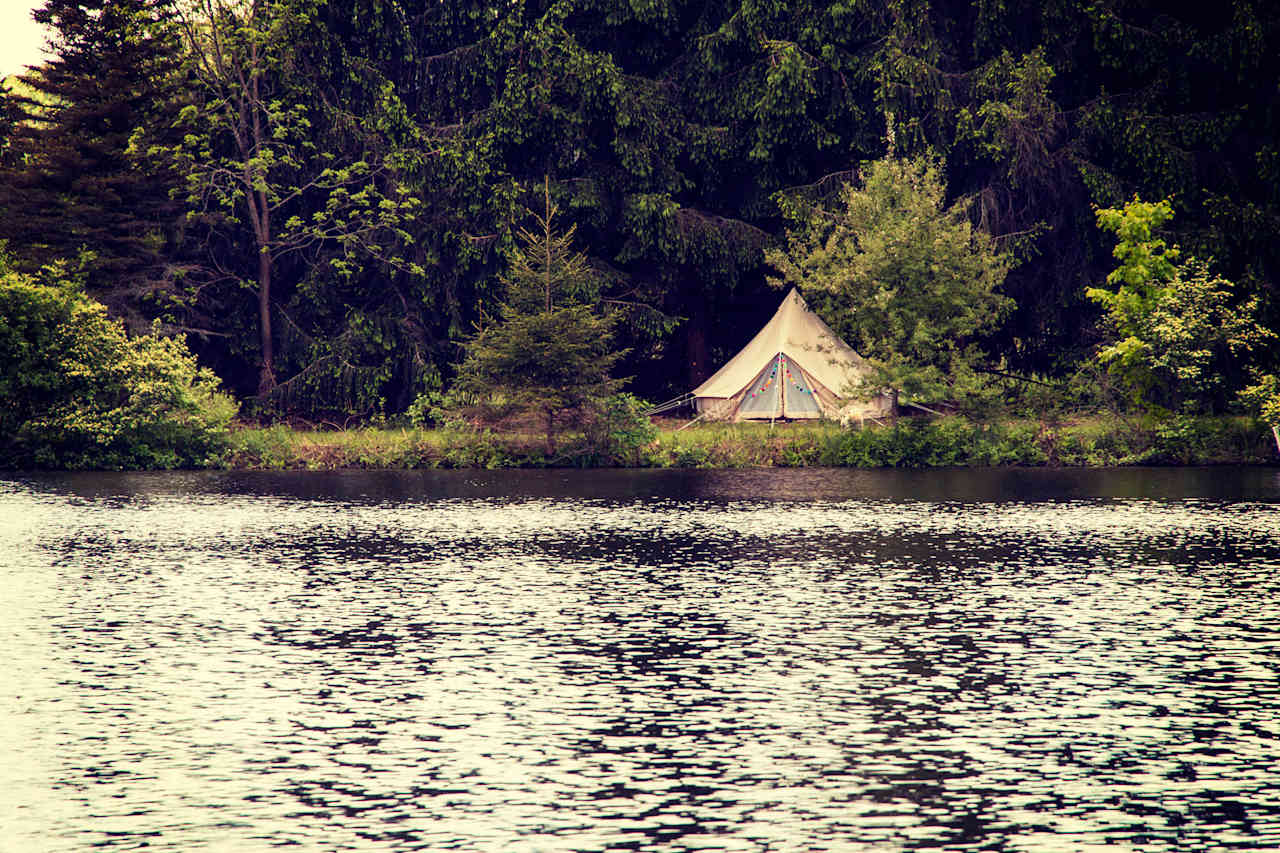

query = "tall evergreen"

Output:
[[453, 180, 626, 454], [0, 0, 185, 322]]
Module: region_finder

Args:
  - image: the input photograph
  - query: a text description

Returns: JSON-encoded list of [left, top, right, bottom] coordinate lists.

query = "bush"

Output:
[[224, 425, 296, 469], [579, 394, 658, 466], [406, 387, 458, 428], [822, 417, 1049, 467], [0, 261, 238, 469]]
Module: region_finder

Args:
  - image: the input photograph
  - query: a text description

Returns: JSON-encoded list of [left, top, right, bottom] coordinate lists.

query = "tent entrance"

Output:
[[735, 354, 824, 419], [781, 355, 822, 417], [736, 354, 782, 417]]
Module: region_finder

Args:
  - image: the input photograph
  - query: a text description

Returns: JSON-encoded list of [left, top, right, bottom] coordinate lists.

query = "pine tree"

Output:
[[0, 0, 184, 320], [0, 79, 25, 171], [453, 179, 626, 454]]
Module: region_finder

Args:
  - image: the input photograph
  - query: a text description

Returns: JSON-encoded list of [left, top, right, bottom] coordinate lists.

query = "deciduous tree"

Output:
[[1087, 197, 1275, 413], [767, 156, 1012, 409], [142, 0, 420, 396]]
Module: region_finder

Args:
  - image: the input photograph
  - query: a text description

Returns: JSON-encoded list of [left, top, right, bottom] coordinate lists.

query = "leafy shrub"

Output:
[[1147, 414, 1274, 465], [225, 424, 295, 469], [580, 394, 658, 466], [779, 437, 821, 466], [822, 417, 1048, 467], [0, 261, 237, 469], [824, 420, 927, 467], [1150, 415, 1206, 464], [439, 428, 512, 469], [407, 387, 460, 428], [960, 421, 1044, 466]]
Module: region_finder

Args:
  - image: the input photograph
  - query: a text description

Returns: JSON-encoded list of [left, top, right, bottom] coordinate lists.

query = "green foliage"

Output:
[[647, 422, 840, 469], [821, 418, 1043, 468], [0, 258, 237, 469], [406, 389, 448, 429], [768, 156, 1013, 408], [221, 423, 504, 469], [820, 414, 1274, 468], [0, 0, 185, 309], [452, 180, 627, 453], [1241, 373, 1280, 429], [407, 382, 493, 431], [1240, 373, 1280, 455], [216, 412, 1274, 470], [955, 49, 1062, 190], [579, 393, 658, 466], [135, 0, 422, 397], [1087, 197, 1275, 412], [224, 424, 297, 470], [1094, 197, 1181, 290], [3, 0, 1279, 428]]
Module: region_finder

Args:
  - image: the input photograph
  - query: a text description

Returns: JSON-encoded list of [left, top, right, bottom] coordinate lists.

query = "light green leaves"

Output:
[[1089, 196, 1275, 412], [768, 155, 1011, 407], [0, 260, 237, 468]]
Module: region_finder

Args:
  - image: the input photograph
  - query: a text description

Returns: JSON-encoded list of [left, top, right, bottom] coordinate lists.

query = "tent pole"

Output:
[[775, 354, 782, 425]]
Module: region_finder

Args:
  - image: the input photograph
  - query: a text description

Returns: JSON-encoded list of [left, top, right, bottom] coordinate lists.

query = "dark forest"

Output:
[[3, 0, 1278, 429]]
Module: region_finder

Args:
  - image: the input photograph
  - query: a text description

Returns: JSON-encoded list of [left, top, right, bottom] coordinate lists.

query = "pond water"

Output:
[[3, 467, 1280, 852]]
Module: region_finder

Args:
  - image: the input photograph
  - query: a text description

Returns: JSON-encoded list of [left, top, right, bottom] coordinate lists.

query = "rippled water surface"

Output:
[[4, 467, 1280, 852]]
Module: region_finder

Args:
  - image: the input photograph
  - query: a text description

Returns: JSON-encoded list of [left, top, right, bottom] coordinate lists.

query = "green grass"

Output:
[[219, 414, 1277, 470], [223, 425, 522, 470], [648, 420, 841, 467]]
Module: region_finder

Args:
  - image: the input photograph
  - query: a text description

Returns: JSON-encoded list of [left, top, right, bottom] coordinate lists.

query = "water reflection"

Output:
[[2, 469, 1279, 851], [12, 464, 1280, 503]]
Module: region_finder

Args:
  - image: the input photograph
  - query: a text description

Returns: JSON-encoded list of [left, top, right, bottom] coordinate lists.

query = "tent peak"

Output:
[[690, 288, 893, 420]]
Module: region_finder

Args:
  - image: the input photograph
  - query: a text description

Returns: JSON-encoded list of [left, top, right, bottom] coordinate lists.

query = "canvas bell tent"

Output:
[[691, 289, 894, 421]]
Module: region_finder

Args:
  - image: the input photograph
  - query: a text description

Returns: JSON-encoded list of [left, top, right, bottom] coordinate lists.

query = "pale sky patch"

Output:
[[0, 2, 52, 79]]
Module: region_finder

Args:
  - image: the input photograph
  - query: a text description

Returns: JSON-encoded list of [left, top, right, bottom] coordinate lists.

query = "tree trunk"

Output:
[[685, 296, 710, 389], [1272, 424, 1279, 455], [257, 248, 274, 395], [244, 46, 274, 397]]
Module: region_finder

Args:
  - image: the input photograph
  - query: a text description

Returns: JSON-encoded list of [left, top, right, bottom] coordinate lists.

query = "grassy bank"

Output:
[[219, 415, 1278, 470]]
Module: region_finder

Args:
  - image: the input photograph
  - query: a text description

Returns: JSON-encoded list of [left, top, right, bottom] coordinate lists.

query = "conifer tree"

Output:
[[453, 179, 625, 454], [0, 0, 184, 318]]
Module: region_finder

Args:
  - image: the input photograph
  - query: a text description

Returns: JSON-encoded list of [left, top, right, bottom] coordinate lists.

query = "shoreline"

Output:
[[212, 415, 1277, 472], [4, 415, 1274, 473]]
